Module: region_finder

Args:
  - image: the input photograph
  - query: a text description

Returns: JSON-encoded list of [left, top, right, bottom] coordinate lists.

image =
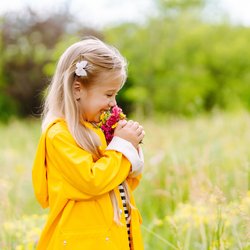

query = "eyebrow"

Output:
[[105, 89, 119, 92]]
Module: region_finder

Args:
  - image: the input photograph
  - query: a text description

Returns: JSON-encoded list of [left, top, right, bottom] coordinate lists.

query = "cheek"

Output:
[[98, 96, 109, 107]]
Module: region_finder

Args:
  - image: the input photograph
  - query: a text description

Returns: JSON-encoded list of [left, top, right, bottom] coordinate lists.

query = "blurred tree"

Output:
[[105, 0, 250, 116], [1, 0, 250, 120], [155, 0, 206, 12], [1, 8, 71, 118], [0, 7, 102, 121], [0, 17, 18, 121]]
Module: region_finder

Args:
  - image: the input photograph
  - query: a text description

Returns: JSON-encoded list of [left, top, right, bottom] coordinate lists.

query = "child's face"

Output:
[[79, 73, 123, 123]]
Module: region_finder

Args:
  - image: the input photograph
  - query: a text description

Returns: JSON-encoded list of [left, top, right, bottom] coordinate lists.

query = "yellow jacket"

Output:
[[32, 119, 144, 250]]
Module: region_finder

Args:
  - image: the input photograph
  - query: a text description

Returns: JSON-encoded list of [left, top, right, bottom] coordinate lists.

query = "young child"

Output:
[[32, 37, 145, 250]]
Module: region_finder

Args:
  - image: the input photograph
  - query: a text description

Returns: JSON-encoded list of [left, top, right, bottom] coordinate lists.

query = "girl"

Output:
[[32, 37, 145, 250]]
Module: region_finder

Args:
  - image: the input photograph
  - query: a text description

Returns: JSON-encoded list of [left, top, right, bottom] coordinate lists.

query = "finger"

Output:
[[120, 119, 127, 127], [139, 130, 145, 138], [138, 131, 145, 142], [126, 120, 134, 127], [116, 120, 127, 129], [133, 122, 139, 128], [136, 125, 143, 134], [136, 125, 143, 131], [136, 128, 143, 136]]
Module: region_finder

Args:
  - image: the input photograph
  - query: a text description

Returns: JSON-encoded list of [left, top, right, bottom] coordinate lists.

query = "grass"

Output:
[[0, 112, 249, 249]]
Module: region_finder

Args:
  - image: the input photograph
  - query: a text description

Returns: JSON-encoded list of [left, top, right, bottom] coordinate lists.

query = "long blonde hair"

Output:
[[42, 37, 131, 224]]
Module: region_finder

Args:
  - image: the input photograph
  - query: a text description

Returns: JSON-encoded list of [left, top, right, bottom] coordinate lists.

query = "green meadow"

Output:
[[0, 112, 249, 249]]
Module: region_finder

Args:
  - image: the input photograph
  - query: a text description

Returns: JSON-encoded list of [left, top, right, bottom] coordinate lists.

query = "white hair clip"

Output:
[[75, 60, 88, 76]]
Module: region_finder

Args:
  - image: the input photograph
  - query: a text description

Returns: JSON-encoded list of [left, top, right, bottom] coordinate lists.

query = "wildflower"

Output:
[[98, 105, 126, 144]]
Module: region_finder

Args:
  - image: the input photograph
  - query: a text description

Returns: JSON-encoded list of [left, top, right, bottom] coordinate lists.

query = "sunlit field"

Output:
[[0, 112, 249, 250]]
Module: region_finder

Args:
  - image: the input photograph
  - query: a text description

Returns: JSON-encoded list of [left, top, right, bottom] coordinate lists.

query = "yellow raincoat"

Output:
[[32, 118, 144, 250]]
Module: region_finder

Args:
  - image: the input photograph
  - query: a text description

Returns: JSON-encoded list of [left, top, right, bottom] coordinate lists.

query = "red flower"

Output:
[[98, 105, 126, 144]]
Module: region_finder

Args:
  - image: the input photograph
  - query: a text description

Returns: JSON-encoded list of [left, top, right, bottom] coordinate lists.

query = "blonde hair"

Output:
[[42, 36, 131, 224]]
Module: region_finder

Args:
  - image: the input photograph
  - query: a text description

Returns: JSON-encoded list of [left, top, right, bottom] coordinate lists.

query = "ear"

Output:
[[73, 81, 82, 100]]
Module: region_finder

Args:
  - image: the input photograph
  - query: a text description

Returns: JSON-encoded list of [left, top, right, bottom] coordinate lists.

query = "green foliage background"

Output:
[[1, 0, 250, 121]]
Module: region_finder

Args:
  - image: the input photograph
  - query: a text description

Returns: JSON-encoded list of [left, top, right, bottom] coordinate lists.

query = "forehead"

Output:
[[91, 72, 124, 92]]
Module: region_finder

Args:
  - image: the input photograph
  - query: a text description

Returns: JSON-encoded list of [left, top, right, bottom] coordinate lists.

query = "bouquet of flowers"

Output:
[[98, 105, 126, 144]]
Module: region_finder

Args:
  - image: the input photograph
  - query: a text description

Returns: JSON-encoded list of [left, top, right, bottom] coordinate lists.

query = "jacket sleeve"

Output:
[[106, 137, 144, 177], [125, 145, 144, 191], [126, 174, 142, 191], [47, 130, 131, 198]]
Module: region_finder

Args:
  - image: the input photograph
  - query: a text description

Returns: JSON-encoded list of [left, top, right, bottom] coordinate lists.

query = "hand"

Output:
[[114, 120, 145, 148]]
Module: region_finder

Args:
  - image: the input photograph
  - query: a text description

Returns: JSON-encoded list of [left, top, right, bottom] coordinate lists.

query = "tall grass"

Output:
[[0, 113, 249, 249], [139, 112, 250, 249]]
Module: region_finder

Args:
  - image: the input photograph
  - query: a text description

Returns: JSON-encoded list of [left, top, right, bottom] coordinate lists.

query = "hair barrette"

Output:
[[75, 60, 88, 76]]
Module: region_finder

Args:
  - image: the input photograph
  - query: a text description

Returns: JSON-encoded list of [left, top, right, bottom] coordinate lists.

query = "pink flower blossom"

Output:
[[98, 105, 126, 144]]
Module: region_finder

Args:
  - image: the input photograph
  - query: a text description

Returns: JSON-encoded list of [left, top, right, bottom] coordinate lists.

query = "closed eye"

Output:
[[106, 93, 118, 98]]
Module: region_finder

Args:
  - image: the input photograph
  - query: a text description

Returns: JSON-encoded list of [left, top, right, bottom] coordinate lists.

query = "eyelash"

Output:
[[107, 94, 117, 97]]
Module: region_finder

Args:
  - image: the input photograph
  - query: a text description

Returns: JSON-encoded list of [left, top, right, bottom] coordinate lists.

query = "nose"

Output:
[[109, 98, 117, 107]]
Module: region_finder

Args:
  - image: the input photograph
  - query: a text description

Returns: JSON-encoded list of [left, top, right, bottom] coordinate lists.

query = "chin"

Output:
[[91, 117, 100, 123], [85, 115, 99, 123]]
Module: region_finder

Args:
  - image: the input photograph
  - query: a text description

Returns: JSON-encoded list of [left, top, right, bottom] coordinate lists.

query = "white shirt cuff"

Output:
[[106, 136, 144, 177]]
